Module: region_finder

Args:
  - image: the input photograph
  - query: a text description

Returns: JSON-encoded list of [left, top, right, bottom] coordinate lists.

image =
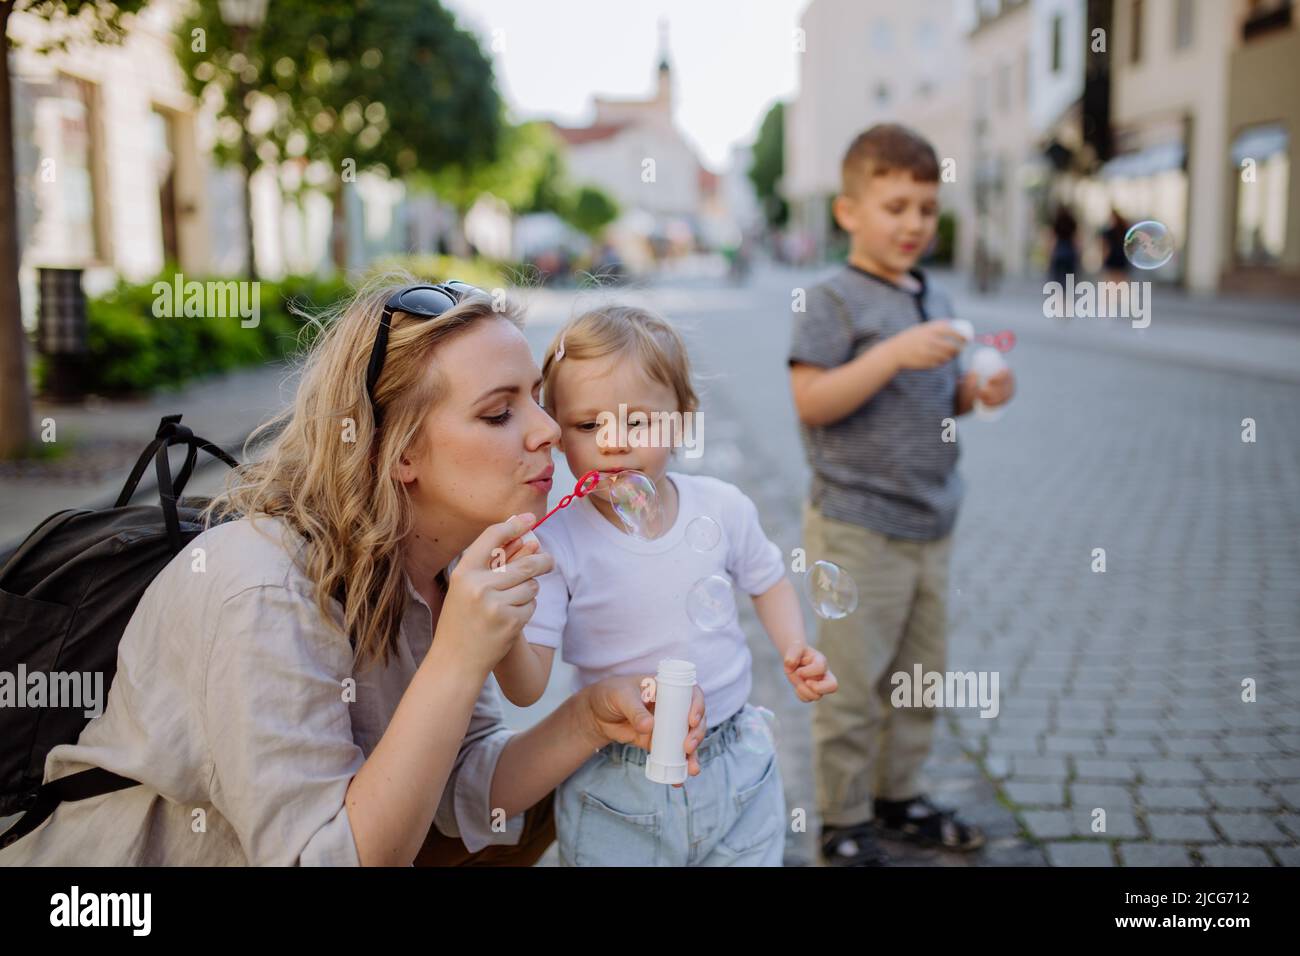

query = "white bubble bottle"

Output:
[[970, 346, 1008, 422], [645, 659, 696, 785]]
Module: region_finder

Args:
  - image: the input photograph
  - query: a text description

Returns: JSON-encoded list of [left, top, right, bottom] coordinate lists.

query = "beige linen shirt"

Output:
[[0, 516, 524, 865]]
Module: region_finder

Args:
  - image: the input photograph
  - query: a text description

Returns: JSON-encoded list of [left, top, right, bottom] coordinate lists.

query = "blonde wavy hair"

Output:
[[539, 304, 699, 418], [205, 270, 524, 672]]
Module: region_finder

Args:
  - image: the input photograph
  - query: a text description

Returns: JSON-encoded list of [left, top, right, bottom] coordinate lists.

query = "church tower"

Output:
[[654, 18, 672, 112]]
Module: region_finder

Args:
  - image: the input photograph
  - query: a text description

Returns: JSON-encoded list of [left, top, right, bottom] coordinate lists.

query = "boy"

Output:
[[788, 124, 1014, 866]]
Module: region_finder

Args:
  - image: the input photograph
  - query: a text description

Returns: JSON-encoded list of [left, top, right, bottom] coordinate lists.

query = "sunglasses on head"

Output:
[[365, 280, 484, 425]]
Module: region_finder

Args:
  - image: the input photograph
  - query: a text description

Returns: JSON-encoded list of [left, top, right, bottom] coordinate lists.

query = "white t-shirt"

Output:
[[525, 472, 786, 728]]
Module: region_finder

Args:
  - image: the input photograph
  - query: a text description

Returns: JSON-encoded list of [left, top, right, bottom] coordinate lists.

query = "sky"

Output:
[[443, 0, 812, 172]]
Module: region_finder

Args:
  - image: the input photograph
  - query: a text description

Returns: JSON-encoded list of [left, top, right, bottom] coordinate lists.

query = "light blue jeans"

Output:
[[556, 703, 786, 866]]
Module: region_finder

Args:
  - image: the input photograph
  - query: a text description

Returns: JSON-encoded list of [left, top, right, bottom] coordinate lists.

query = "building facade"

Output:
[[547, 35, 713, 260], [1052, 0, 1297, 293], [7, 0, 455, 331], [1221, 0, 1299, 294], [785, 0, 969, 262]]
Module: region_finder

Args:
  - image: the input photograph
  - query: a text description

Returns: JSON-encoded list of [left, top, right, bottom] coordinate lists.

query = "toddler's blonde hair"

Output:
[[540, 305, 699, 417]]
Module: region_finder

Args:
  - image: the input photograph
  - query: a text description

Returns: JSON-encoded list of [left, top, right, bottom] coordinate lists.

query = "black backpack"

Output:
[[0, 414, 238, 850]]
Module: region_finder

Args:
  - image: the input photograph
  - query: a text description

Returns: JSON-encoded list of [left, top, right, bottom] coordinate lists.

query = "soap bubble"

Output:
[[736, 705, 779, 755], [600, 470, 662, 540], [685, 515, 721, 552], [1123, 220, 1174, 270], [805, 560, 859, 620], [686, 574, 736, 630]]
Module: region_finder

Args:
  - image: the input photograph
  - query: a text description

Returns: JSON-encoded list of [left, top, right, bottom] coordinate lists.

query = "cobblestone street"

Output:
[[5, 263, 1295, 867], [512, 263, 1300, 866]]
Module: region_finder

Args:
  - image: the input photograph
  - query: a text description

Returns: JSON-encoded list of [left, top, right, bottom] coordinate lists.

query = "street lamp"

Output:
[[218, 0, 269, 280]]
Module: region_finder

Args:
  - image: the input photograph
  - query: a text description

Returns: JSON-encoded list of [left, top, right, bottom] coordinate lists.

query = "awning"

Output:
[[1100, 142, 1186, 179], [1230, 123, 1289, 164]]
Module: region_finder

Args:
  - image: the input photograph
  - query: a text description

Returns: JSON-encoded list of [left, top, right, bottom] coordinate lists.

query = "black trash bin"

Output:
[[36, 267, 87, 402]]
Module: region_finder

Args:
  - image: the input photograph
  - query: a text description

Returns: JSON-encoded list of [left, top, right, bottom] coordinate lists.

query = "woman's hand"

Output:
[[435, 513, 553, 678], [579, 675, 707, 787]]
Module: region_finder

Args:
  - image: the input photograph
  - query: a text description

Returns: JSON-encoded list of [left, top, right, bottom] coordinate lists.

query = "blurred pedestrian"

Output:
[[1100, 208, 1130, 283], [1048, 205, 1079, 288]]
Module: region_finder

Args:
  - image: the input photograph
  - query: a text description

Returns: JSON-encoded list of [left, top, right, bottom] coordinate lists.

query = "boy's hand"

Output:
[[887, 321, 966, 371], [783, 643, 839, 702], [975, 368, 1015, 408]]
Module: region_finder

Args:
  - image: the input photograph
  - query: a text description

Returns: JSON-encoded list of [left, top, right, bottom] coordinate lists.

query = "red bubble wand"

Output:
[[975, 330, 1017, 352], [531, 469, 603, 532]]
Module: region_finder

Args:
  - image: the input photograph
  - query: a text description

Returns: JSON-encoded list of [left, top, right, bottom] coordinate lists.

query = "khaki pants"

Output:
[[804, 504, 952, 827]]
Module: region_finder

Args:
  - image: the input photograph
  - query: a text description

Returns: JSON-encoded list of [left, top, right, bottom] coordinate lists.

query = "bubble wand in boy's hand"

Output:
[[949, 320, 1014, 421], [949, 319, 1016, 353]]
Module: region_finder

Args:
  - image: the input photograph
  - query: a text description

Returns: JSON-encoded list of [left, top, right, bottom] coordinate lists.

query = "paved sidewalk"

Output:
[[0, 364, 295, 552]]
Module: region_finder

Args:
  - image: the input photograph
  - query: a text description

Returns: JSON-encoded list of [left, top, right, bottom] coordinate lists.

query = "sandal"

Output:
[[873, 795, 986, 852], [820, 822, 892, 866]]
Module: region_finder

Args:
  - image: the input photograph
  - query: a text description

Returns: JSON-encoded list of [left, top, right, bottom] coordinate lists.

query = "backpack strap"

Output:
[[175, 436, 239, 494], [115, 415, 187, 508], [115, 415, 239, 509], [155, 441, 185, 551], [0, 768, 139, 851]]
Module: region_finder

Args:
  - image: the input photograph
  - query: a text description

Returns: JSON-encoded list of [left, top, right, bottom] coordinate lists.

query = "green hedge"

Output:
[[367, 253, 516, 290], [38, 273, 349, 396], [40, 256, 520, 397]]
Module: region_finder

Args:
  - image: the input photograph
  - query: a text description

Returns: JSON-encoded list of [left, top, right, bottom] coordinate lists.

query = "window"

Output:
[[1243, 0, 1292, 40], [149, 108, 181, 265], [1051, 14, 1064, 73], [916, 20, 940, 50], [1174, 0, 1194, 49], [874, 82, 891, 106], [997, 61, 1011, 110], [1130, 0, 1144, 64], [871, 19, 894, 52], [31, 75, 104, 263], [1232, 124, 1290, 266]]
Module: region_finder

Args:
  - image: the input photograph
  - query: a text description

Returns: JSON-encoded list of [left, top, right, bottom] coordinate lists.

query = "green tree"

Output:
[[0, 0, 150, 458], [565, 185, 619, 239], [749, 101, 788, 228], [423, 120, 617, 247], [178, 0, 503, 270], [419, 119, 568, 251], [423, 120, 563, 213]]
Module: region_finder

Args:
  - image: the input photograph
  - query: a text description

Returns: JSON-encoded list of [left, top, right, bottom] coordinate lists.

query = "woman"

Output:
[[0, 273, 706, 866]]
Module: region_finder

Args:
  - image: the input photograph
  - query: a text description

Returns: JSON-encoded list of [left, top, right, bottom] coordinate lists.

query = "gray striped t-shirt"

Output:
[[789, 264, 964, 540]]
